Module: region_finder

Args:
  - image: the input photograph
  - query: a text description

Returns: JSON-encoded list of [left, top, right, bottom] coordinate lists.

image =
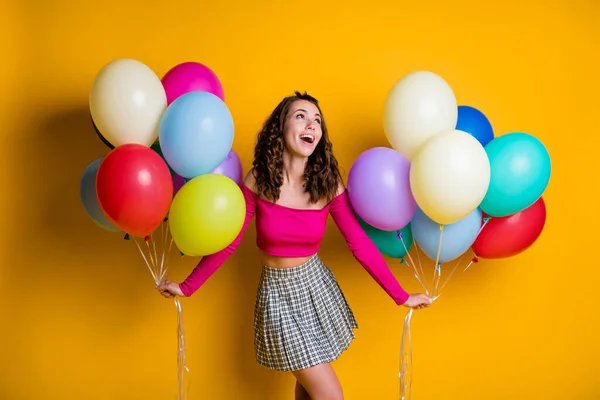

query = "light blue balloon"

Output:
[[411, 207, 482, 263], [79, 158, 120, 232], [159, 91, 234, 179], [480, 132, 551, 217]]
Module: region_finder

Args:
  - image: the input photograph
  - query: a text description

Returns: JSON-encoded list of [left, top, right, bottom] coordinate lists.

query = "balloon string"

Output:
[[159, 222, 170, 281], [145, 240, 157, 275], [431, 225, 444, 299], [398, 308, 413, 400], [151, 232, 159, 277], [161, 237, 174, 283], [132, 225, 190, 400], [436, 253, 465, 296], [413, 243, 425, 290], [133, 237, 158, 283], [433, 217, 490, 296], [460, 218, 490, 275], [175, 297, 190, 400], [399, 236, 430, 296]]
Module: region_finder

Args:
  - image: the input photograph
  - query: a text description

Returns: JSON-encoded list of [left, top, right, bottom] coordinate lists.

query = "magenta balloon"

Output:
[[172, 174, 186, 195], [211, 149, 244, 186], [161, 62, 225, 105], [347, 147, 417, 231]]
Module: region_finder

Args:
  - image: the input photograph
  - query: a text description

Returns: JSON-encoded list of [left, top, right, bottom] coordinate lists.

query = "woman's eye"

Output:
[[315, 119, 321, 124]]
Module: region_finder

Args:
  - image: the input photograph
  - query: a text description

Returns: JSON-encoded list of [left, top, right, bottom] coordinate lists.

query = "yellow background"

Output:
[[1, 0, 598, 399]]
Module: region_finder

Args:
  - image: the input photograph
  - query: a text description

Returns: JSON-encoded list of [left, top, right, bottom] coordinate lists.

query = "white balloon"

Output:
[[383, 71, 458, 161], [409, 130, 490, 225], [89, 58, 167, 147]]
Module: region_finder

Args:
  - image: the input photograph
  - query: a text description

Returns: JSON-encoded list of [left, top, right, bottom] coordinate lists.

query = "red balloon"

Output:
[[96, 144, 173, 237], [472, 197, 546, 259]]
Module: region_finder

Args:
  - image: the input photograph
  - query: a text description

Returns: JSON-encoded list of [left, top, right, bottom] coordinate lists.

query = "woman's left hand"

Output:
[[402, 293, 432, 309]]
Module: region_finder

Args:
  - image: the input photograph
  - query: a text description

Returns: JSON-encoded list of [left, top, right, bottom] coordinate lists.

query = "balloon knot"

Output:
[[183, 178, 190, 183], [396, 231, 403, 240], [472, 256, 479, 263], [436, 263, 441, 270], [123, 234, 130, 240], [180, 251, 185, 257], [483, 217, 490, 223], [439, 224, 444, 231], [144, 235, 150, 242], [163, 217, 169, 222], [400, 258, 406, 264]]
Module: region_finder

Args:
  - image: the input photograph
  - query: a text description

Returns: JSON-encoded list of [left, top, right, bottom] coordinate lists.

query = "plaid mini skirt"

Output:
[[253, 254, 359, 371]]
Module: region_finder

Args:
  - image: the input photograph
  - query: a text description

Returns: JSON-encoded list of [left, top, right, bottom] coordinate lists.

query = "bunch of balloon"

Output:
[[79, 58, 247, 400], [347, 70, 551, 400]]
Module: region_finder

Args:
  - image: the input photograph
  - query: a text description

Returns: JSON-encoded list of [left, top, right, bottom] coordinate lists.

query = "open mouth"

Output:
[[299, 134, 315, 144]]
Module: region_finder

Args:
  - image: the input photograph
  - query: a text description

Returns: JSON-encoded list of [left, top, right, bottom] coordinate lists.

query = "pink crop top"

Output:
[[179, 184, 410, 305]]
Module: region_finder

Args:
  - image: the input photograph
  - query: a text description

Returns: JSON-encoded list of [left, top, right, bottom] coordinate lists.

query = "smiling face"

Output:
[[282, 99, 323, 158]]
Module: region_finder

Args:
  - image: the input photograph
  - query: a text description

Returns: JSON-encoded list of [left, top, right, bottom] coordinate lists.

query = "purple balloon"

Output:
[[211, 149, 244, 186], [172, 149, 244, 195], [347, 147, 417, 231]]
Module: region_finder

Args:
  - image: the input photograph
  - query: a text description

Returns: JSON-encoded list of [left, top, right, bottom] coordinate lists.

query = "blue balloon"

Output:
[[159, 91, 234, 178], [480, 132, 551, 217], [79, 158, 120, 232], [456, 105, 494, 147], [411, 207, 482, 263]]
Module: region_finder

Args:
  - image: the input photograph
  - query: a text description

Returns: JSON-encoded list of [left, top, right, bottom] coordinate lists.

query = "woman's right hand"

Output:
[[402, 294, 432, 310], [156, 280, 185, 299]]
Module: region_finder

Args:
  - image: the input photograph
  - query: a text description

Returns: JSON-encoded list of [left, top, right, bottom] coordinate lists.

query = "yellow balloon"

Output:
[[89, 58, 167, 147], [169, 174, 246, 256], [409, 130, 490, 225]]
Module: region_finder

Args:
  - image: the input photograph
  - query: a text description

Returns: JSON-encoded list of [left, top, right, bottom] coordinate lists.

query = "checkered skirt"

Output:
[[253, 254, 358, 371]]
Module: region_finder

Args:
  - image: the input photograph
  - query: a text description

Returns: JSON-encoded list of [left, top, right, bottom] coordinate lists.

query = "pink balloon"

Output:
[[172, 150, 243, 195], [172, 174, 186, 195], [162, 62, 225, 105]]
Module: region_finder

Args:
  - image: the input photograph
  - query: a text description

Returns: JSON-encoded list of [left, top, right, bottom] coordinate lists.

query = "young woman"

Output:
[[157, 91, 431, 399]]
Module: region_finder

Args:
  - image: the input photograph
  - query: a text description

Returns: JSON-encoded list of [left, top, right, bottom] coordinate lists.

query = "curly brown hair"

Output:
[[251, 91, 342, 204]]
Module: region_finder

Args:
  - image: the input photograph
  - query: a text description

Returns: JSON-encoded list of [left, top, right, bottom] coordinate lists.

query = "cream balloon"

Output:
[[89, 58, 167, 147], [410, 130, 491, 225], [383, 71, 458, 160]]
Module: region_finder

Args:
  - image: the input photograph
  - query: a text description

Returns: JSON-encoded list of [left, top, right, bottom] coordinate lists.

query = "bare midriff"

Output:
[[260, 251, 316, 269]]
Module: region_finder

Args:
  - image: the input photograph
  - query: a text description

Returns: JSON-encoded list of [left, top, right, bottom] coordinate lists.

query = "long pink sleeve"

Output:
[[329, 191, 410, 305], [179, 185, 257, 297]]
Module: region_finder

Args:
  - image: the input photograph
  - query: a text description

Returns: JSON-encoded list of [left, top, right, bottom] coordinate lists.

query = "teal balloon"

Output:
[[358, 216, 413, 258], [481, 132, 551, 217]]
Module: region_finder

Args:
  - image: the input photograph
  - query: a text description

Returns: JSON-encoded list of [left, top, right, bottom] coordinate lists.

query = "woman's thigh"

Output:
[[292, 363, 343, 400]]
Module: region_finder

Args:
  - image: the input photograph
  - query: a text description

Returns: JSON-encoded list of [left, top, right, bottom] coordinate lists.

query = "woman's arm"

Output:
[[179, 172, 258, 297], [328, 184, 410, 305]]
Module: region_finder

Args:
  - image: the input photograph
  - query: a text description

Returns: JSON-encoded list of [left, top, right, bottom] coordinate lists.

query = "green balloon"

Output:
[[151, 141, 176, 179], [357, 216, 414, 259]]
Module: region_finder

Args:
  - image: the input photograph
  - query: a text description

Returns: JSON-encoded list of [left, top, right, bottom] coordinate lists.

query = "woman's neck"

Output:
[[282, 150, 307, 186]]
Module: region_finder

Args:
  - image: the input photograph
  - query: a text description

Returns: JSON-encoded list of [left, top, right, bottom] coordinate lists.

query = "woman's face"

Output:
[[282, 99, 323, 158]]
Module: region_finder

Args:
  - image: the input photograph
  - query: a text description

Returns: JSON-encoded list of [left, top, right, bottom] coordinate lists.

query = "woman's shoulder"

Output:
[[335, 177, 347, 197], [243, 168, 258, 194]]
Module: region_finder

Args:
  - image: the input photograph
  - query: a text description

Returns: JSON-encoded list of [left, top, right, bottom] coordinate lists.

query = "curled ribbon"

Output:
[[398, 308, 413, 400], [175, 297, 190, 400], [397, 219, 490, 399], [131, 222, 189, 400]]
